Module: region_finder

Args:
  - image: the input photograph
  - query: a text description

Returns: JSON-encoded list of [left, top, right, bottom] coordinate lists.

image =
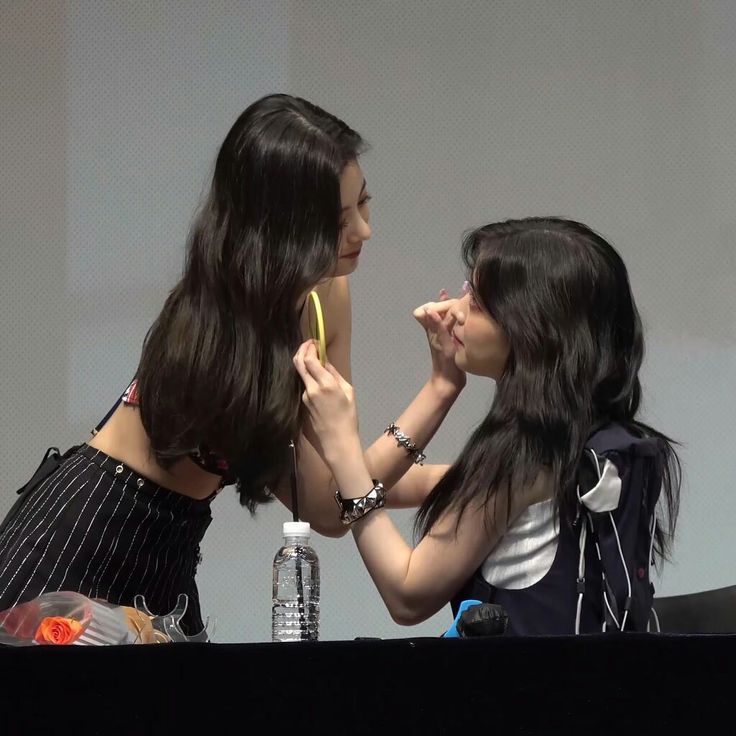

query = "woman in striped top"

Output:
[[0, 94, 464, 634]]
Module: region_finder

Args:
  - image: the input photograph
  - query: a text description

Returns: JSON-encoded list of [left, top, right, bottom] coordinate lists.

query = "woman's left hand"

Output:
[[293, 340, 361, 463], [413, 289, 466, 396]]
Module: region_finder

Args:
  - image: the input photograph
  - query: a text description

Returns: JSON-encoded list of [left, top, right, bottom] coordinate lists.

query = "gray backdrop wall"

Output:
[[2, 0, 734, 642]]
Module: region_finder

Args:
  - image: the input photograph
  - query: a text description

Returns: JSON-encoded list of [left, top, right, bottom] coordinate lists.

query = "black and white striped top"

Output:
[[0, 445, 212, 635]]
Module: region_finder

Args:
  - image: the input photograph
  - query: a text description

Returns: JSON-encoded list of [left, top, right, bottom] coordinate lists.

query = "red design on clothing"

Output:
[[122, 379, 140, 406]]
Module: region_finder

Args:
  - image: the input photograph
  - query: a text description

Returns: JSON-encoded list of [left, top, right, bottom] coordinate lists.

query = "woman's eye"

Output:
[[358, 194, 372, 208]]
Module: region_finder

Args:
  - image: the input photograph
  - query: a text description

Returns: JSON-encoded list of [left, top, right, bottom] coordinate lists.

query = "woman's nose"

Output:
[[349, 215, 371, 242]]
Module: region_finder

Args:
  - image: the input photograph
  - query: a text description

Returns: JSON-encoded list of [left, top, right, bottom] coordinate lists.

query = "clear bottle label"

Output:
[[272, 544, 320, 642]]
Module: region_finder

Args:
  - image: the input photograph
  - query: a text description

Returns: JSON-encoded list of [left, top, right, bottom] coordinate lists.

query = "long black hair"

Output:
[[135, 94, 366, 510], [415, 217, 680, 560]]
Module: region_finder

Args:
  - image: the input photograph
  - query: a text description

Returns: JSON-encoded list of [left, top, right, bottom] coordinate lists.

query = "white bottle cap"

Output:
[[283, 521, 311, 537]]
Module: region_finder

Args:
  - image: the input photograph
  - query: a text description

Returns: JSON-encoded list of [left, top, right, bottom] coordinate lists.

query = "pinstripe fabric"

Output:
[[0, 445, 212, 634]]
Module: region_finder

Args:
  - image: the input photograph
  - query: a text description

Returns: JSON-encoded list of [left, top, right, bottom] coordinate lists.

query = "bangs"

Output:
[[461, 227, 505, 318]]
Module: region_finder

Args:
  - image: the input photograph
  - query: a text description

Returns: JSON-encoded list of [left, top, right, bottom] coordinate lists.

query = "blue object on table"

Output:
[[442, 599, 483, 638]]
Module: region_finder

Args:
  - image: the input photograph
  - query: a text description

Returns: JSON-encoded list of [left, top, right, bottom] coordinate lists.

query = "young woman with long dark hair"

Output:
[[0, 94, 463, 633], [295, 217, 681, 634]]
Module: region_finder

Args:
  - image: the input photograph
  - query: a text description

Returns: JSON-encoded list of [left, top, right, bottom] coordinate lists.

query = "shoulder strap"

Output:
[[92, 379, 136, 435], [92, 395, 124, 435]]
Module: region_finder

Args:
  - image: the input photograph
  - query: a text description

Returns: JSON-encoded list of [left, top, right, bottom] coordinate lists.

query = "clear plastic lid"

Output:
[[283, 521, 311, 538]]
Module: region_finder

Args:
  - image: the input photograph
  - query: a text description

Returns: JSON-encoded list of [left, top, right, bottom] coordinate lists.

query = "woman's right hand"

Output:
[[413, 289, 466, 396], [293, 340, 362, 465]]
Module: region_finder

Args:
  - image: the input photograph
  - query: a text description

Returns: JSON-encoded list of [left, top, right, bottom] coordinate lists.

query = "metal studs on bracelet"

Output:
[[334, 481, 387, 525], [384, 422, 426, 465]]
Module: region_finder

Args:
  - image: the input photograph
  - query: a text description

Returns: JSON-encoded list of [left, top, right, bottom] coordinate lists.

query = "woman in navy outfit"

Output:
[[296, 217, 681, 634]]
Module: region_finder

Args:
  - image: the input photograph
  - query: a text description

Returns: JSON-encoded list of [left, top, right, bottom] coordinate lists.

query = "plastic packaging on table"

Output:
[[0, 591, 213, 646]]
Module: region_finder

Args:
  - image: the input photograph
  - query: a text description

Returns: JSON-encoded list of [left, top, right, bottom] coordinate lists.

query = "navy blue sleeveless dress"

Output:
[[452, 423, 664, 635]]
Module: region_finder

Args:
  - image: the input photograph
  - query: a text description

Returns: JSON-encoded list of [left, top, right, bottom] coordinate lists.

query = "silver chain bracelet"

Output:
[[385, 422, 426, 465]]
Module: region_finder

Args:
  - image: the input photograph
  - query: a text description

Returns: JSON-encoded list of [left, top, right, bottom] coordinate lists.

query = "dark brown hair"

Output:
[[416, 218, 680, 560], [136, 94, 366, 510]]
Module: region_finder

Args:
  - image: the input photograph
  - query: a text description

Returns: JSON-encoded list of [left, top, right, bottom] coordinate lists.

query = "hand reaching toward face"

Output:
[[412, 288, 466, 395]]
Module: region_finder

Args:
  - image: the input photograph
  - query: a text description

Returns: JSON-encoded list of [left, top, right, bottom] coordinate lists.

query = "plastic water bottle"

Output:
[[272, 521, 320, 642]]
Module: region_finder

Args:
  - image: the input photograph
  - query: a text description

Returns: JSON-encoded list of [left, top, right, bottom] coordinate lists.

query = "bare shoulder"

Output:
[[315, 276, 351, 345]]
